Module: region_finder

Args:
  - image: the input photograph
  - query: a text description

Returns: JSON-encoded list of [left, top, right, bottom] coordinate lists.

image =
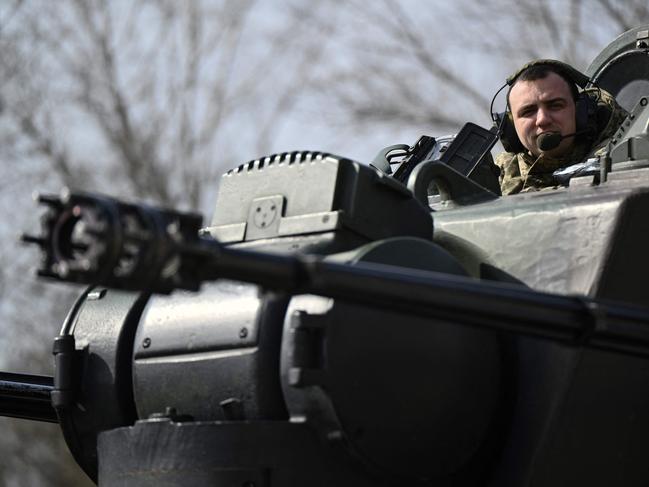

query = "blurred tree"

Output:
[[0, 0, 327, 210], [290, 0, 649, 155], [0, 0, 326, 485]]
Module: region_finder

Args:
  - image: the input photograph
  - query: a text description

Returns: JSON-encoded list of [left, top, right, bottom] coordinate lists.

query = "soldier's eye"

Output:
[[519, 107, 535, 117]]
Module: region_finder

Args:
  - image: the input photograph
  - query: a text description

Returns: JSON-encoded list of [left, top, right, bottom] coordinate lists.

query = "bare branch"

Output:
[[18, 115, 78, 186], [596, 0, 635, 32]]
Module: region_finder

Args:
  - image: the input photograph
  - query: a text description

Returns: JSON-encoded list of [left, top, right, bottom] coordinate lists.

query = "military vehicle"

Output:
[[1, 25, 649, 487]]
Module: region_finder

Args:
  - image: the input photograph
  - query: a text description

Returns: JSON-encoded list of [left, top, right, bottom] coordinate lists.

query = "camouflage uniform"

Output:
[[495, 89, 628, 195]]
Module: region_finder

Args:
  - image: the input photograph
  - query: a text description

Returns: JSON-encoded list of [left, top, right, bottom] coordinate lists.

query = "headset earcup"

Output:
[[496, 112, 526, 153], [575, 93, 598, 134]]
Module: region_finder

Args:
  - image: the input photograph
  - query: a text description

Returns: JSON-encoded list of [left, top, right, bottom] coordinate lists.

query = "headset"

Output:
[[491, 59, 599, 153]]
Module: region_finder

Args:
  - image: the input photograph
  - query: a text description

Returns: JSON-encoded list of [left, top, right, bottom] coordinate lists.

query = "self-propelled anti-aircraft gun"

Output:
[[3, 25, 649, 487]]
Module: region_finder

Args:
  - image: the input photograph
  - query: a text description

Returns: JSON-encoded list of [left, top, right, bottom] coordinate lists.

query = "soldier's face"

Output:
[[509, 72, 577, 158]]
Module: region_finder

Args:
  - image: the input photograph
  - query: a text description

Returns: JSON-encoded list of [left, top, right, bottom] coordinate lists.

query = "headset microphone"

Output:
[[537, 133, 568, 151], [537, 129, 593, 152]]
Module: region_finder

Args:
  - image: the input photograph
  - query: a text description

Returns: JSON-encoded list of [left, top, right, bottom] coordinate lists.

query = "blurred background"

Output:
[[0, 1, 647, 485]]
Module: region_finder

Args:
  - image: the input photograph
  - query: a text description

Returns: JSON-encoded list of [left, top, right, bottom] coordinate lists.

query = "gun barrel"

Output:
[[0, 372, 57, 423], [25, 190, 649, 359], [208, 246, 649, 358]]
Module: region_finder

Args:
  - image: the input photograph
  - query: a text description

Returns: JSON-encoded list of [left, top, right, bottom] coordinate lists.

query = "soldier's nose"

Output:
[[536, 108, 552, 126]]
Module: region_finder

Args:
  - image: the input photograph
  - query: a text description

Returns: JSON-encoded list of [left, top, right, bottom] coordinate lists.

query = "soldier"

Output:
[[494, 60, 627, 195]]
